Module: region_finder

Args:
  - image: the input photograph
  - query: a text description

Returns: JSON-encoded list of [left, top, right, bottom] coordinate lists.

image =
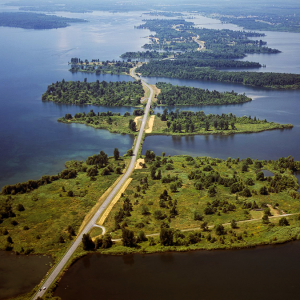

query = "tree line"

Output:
[[137, 62, 300, 89]]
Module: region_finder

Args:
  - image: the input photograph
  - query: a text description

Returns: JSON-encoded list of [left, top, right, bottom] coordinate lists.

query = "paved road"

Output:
[[33, 67, 153, 300]]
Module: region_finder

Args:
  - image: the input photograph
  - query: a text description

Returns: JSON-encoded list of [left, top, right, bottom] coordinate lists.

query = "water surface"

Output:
[[0, 251, 52, 300], [54, 241, 300, 300]]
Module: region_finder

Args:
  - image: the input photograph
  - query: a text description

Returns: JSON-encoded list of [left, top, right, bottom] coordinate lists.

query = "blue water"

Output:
[[1, 10, 300, 188], [0, 11, 151, 188]]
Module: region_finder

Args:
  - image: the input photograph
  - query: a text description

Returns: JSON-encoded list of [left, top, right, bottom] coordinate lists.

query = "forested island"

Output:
[[135, 19, 278, 56], [58, 109, 292, 137], [137, 62, 300, 89], [42, 79, 144, 106], [153, 110, 293, 135], [155, 82, 251, 106], [0, 12, 86, 29]]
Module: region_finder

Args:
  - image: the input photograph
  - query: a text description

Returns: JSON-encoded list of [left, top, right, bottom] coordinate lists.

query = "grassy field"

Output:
[[103, 155, 300, 240], [0, 157, 130, 260]]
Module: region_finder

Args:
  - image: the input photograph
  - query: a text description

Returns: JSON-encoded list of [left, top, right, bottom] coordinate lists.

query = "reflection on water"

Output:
[[54, 241, 300, 300]]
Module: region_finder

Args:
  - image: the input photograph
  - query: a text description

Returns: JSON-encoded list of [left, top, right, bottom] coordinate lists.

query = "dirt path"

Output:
[[134, 116, 142, 130], [150, 84, 161, 102], [145, 115, 155, 133]]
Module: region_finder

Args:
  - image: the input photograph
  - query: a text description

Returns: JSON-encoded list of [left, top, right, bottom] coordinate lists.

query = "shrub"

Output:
[[17, 204, 25, 211], [279, 217, 290, 226], [215, 224, 225, 235], [194, 210, 203, 221], [256, 171, 265, 181]]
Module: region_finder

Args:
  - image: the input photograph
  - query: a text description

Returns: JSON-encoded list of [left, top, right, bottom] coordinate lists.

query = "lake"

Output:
[[54, 241, 300, 300], [0, 10, 300, 187], [0, 10, 151, 188], [1, 8, 300, 299]]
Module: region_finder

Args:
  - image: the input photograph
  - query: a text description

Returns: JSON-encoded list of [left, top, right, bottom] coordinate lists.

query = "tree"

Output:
[[208, 186, 216, 197], [262, 214, 269, 224], [194, 210, 203, 221], [87, 166, 98, 177], [154, 210, 164, 220], [170, 183, 177, 193], [141, 205, 150, 215], [127, 149, 133, 156], [241, 187, 252, 197], [205, 121, 209, 131], [58, 235, 65, 243], [215, 224, 225, 235], [256, 171, 265, 181], [263, 207, 272, 216], [114, 148, 120, 160], [82, 233, 95, 250], [122, 228, 136, 247], [17, 204, 25, 211], [156, 169, 162, 180], [201, 221, 208, 231], [242, 163, 248, 172], [279, 217, 290, 226], [67, 225, 75, 236], [102, 233, 113, 248], [137, 231, 148, 243], [231, 219, 237, 229], [160, 228, 173, 246], [260, 186, 269, 195]]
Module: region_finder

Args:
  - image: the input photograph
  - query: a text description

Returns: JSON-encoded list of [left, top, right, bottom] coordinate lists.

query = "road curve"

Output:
[[33, 67, 153, 300]]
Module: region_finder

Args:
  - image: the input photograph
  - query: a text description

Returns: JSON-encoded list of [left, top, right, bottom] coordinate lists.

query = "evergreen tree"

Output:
[[114, 148, 120, 160]]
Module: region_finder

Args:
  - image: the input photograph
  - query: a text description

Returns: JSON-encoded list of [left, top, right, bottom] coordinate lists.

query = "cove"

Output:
[[54, 241, 300, 300], [0, 251, 52, 300]]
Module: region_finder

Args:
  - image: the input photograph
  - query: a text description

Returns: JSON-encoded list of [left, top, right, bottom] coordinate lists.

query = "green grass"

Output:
[[0, 157, 129, 260], [103, 156, 300, 239]]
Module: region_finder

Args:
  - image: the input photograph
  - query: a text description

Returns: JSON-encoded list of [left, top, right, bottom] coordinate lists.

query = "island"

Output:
[[0, 12, 87, 29], [58, 110, 293, 136]]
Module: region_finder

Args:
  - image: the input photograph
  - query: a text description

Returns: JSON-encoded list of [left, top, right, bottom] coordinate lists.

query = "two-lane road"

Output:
[[33, 67, 153, 300]]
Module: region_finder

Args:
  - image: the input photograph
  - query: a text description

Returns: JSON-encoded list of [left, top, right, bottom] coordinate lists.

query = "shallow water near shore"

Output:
[[0, 251, 52, 300]]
